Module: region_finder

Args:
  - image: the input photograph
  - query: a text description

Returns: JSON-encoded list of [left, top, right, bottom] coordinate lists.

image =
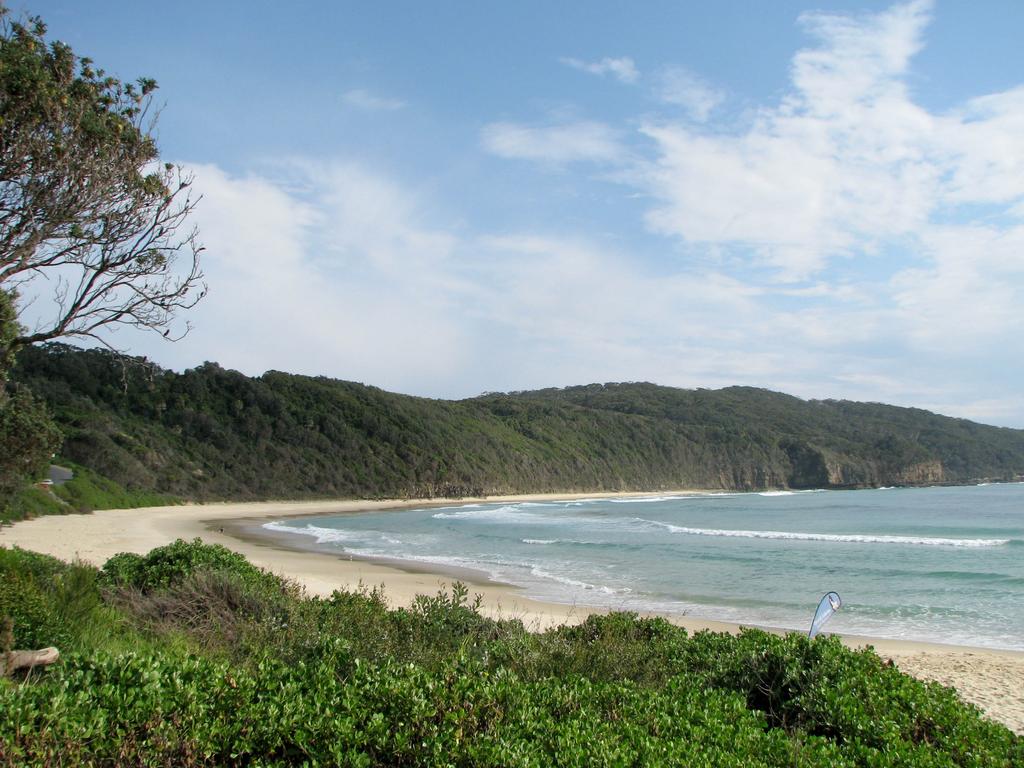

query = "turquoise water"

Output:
[[265, 483, 1024, 650]]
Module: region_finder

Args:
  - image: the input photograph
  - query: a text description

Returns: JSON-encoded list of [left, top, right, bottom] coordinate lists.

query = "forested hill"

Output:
[[13, 343, 1024, 501]]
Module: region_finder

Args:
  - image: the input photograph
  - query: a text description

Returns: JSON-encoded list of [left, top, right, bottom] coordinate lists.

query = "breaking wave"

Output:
[[644, 520, 1009, 547], [529, 566, 631, 595], [432, 505, 548, 523]]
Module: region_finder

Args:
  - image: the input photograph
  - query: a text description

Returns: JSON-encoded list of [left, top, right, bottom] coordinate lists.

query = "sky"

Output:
[[15, 0, 1024, 427]]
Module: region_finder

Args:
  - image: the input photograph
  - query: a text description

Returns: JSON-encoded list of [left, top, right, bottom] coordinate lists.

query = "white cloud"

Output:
[[137, 162, 468, 393], [115, 152, 1023, 426], [561, 56, 639, 84], [481, 120, 624, 164], [584, 0, 1023, 422], [638, 1, 945, 279], [656, 67, 723, 121], [937, 396, 1024, 425], [790, 0, 932, 115], [939, 86, 1024, 206], [634, 0, 1024, 314], [114, 1, 1024, 428], [130, 164, 783, 398], [342, 88, 405, 111], [462, 234, 832, 391], [890, 223, 1024, 350]]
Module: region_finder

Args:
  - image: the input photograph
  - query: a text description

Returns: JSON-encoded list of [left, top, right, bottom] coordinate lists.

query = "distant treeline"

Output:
[[12, 343, 1024, 501]]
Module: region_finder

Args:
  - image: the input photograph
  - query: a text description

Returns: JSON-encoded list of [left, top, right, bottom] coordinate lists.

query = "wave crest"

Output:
[[644, 520, 1009, 547]]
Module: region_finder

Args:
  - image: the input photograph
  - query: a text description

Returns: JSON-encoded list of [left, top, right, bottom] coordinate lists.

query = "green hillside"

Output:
[[12, 343, 1024, 501]]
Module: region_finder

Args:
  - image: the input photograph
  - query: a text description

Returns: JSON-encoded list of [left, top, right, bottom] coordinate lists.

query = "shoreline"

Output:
[[3, 492, 1024, 732]]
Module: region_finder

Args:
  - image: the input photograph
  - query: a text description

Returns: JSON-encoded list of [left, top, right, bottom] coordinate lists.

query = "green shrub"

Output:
[[7, 645, 1015, 767], [51, 461, 179, 513], [0, 486, 66, 525], [389, 582, 520, 663], [0, 571, 68, 651], [2, 546, 1020, 767], [100, 538, 283, 594], [0, 548, 102, 651], [675, 628, 1021, 763], [0, 649, 827, 767], [519, 611, 687, 686]]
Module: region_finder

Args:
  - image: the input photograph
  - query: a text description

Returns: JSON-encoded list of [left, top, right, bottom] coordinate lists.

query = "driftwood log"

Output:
[[1, 647, 59, 676]]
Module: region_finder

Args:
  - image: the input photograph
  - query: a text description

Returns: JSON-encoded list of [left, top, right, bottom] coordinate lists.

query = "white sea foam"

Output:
[[529, 566, 630, 595], [432, 505, 547, 522], [267, 537, 515, 583], [263, 521, 421, 549], [758, 489, 826, 496], [263, 521, 355, 544], [339, 548, 518, 585], [608, 494, 707, 504], [643, 520, 1009, 547], [522, 538, 559, 545]]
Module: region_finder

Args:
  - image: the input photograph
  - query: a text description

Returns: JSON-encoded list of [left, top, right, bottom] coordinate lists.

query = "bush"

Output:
[[100, 538, 284, 594], [519, 611, 687, 686], [0, 486, 66, 526], [0, 381, 61, 521], [109, 569, 284, 653], [675, 628, 1021, 762], [0, 547, 101, 651], [0, 649, 819, 767], [389, 581, 520, 664], [7, 644, 1015, 767], [51, 461, 179, 513], [1, 545, 1020, 766]]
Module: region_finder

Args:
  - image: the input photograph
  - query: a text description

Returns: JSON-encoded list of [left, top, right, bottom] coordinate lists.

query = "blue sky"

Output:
[[17, 1, 1024, 426]]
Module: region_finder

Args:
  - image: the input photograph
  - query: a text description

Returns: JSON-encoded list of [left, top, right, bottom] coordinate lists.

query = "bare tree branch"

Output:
[[0, 7, 205, 359]]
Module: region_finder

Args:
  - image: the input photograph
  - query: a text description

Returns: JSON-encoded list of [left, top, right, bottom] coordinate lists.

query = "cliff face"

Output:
[[893, 460, 946, 486], [12, 345, 1024, 500], [824, 460, 872, 489], [783, 442, 831, 488], [816, 459, 946, 489], [781, 436, 948, 489]]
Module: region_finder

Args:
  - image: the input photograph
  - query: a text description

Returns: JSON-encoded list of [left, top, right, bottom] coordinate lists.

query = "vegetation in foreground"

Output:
[[1, 540, 1019, 766]]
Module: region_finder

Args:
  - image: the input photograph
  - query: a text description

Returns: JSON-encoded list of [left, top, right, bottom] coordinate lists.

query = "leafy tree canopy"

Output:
[[0, 3, 202, 517], [0, 4, 204, 360], [0, 290, 60, 516]]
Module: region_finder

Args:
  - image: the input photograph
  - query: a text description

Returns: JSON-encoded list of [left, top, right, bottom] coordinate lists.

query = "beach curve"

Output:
[[2, 493, 1022, 734]]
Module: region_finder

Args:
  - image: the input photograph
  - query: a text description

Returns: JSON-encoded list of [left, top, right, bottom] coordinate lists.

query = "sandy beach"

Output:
[[3, 494, 1023, 734]]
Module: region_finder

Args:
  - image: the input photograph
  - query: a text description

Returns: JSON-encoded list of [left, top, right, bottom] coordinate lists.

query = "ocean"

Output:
[[264, 483, 1024, 650]]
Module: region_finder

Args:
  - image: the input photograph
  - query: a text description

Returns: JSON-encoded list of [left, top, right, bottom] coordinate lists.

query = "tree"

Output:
[[0, 5, 201, 517], [0, 6, 205, 362], [0, 289, 60, 516]]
